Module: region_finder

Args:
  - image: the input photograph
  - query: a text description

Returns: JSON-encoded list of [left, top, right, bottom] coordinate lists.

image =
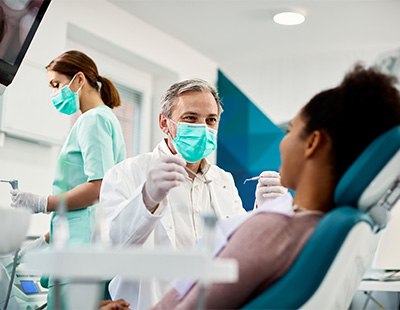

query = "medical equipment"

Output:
[[0, 208, 29, 255], [0, 179, 20, 310], [0, 179, 26, 255], [196, 212, 218, 310], [25, 243, 237, 310], [0, 179, 47, 310], [243, 176, 260, 184], [0, 179, 18, 190], [185, 166, 212, 184], [0, 179, 48, 310], [0, 256, 48, 310], [0, 0, 51, 95], [243, 172, 280, 184]]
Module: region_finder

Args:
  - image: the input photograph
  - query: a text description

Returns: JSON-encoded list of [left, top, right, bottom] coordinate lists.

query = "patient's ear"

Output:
[[305, 130, 325, 158]]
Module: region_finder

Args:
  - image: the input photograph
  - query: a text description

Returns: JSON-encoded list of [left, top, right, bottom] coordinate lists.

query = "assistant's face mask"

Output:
[[51, 74, 81, 115], [169, 120, 218, 163]]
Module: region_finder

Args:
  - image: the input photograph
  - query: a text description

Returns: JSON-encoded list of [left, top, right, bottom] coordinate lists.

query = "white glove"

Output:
[[10, 190, 48, 213], [18, 235, 48, 263], [255, 171, 288, 207], [142, 154, 187, 210]]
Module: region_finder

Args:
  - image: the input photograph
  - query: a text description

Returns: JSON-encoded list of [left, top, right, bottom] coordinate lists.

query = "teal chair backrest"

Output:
[[242, 125, 400, 310]]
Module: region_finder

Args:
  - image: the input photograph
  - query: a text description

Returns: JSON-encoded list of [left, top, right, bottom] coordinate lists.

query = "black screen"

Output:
[[0, 0, 51, 87]]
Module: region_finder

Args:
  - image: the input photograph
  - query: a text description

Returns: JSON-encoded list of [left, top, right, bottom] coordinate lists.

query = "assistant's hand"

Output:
[[255, 171, 288, 207], [10, 190, 48, 213], [142, 155, 187, 211]]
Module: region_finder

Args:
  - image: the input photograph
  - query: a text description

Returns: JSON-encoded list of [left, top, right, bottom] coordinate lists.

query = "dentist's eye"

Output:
[[182, 116, 196, 122], [206, 117, 218, 125]]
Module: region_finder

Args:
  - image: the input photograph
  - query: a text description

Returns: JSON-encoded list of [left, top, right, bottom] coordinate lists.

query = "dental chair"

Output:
[[242, 125, 400, 310]]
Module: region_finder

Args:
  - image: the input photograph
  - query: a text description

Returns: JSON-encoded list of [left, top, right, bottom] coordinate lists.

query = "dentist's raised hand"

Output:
[[142, 155, 187, 212], [10, 190, 48, 213], [255, 171, 288, 208]]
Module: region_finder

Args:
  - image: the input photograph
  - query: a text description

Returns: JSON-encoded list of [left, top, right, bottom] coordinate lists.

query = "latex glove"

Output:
[[255, 171, 288, 207], [10, 190, 48, 213], [142, 154, 187, 211], [18, 235, 48, 262]]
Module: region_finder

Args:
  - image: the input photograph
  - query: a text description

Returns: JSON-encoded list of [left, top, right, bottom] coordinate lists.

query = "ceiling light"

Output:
[[273, 12, 305, 26]]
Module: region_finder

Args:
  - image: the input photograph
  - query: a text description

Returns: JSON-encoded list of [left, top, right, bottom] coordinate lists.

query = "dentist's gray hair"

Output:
[[160, 78, 223, 118]]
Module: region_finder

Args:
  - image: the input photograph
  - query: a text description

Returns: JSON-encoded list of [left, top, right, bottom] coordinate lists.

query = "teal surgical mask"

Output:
[[170, 120, 218, 163], [51, 74, 81, 115]]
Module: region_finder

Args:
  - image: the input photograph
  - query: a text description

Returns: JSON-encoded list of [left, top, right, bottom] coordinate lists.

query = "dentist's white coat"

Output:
[[99, 139, 246, 309]]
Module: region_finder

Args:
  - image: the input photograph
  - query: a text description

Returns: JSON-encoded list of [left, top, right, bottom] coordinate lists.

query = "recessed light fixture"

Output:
[[273, 11, 305, 26]]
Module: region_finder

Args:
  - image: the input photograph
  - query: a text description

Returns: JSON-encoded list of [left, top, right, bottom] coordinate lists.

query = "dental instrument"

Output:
[[243, 176, 260, 184], [0, 179, 19, 190], [243, 172, 281, 184], [184, 166, 212, 185], [1, 179, 19, 310]]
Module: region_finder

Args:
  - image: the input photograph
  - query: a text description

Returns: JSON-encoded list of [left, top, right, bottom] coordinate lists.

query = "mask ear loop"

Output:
[[166, 119, 179, 152], [168, 132, 185, 162], [68, 73, 83, 93]]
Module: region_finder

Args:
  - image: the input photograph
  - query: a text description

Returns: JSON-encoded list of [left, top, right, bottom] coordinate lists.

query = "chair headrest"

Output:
[[358, 150, 400, 210], [334, 126, 400, 227]]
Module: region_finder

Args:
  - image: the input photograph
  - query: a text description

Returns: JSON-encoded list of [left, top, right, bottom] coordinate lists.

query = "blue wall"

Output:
[[217, 70, 285, 210]]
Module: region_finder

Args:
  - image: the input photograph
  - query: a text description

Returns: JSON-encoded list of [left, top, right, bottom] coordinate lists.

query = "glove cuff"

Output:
[[142, 184, 159, 212], [39, 195, 49, 213]]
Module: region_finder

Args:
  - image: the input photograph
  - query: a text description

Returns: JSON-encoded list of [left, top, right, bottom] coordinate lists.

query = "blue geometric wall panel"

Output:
[[217, 70, 285, 210]]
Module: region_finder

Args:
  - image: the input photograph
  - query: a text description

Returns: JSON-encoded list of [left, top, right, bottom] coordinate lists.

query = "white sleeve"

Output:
[[99, 160, 166, 246]]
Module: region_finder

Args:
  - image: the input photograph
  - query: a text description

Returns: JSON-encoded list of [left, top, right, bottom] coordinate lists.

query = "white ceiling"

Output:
[[110, 0, 400, 71], [108, 0, 400, 123]]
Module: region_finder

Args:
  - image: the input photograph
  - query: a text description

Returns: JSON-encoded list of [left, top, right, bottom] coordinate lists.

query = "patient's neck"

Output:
[[293, 165, 336, 213], [294, 191, 334, 214]]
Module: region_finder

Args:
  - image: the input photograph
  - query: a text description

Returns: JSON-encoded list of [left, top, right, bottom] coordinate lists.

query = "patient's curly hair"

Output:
[[0, 5, 6, 43], [301, 63, 400, 181]]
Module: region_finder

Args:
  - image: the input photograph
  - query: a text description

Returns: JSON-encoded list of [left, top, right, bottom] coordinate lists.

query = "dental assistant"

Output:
[[10, 50, 126, 308], [100, 78, 286, 309]]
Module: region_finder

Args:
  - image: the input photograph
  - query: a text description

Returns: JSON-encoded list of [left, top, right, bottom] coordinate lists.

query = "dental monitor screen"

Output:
[[0, 0, 51, 94]]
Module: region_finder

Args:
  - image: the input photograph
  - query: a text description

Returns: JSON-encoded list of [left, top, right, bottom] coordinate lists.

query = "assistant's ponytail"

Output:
[[98, 75, 121, 109]]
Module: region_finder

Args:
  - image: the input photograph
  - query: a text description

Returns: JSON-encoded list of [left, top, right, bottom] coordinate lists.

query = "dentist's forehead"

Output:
[[172, 91, 219, 113]]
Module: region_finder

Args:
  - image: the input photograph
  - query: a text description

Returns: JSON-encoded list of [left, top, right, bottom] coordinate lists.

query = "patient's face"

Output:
[[279, 112, 307, 190]]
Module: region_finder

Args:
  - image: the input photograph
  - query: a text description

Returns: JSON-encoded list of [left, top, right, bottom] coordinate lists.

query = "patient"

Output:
[[149, 64, 400, 309]]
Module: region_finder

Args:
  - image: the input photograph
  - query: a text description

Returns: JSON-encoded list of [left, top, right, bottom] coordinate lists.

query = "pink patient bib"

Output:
[[174, 193, 294, 299]]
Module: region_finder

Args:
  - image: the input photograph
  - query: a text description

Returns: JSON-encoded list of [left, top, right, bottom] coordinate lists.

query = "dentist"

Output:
[[100, 78, 286, 309]]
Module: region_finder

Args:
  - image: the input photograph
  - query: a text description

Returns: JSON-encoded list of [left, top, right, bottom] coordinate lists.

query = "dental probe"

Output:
[[243, 176, 260, 184]]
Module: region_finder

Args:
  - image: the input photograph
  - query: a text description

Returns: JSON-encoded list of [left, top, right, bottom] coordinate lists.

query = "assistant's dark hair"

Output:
[[46, 50, 121, 109], [301, 63, 400, 182]]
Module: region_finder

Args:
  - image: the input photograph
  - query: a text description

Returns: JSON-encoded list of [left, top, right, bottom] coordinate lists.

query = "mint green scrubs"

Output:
[[45, 105, 126, 309]]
